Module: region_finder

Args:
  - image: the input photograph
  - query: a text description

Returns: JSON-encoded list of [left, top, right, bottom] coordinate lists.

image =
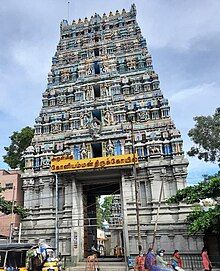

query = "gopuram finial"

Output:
[[130, 3, 137, 15]]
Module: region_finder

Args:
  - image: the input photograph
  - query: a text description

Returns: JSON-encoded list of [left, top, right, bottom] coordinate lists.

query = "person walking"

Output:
[[171, 250, 184, 271], [201, 247, 212, 271]]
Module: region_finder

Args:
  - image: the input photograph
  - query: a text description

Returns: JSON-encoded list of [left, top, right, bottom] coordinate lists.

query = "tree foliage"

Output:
[[101, 195, 113, 222], [96, 195, 113, 228], [186, 206, 220, 235], [187, 108, 220, 165], [3, 126, 34, 171], [168, 174, 220, 205], [0, 186, 28, 219], [168, 173, 220, 234]]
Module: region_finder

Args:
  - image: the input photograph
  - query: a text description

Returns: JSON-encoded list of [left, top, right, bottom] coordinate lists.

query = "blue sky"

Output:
[[0, 0, 219, 184]]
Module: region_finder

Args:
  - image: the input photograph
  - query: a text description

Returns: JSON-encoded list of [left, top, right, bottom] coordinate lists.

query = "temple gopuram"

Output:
[[22, 4, 203, 264]]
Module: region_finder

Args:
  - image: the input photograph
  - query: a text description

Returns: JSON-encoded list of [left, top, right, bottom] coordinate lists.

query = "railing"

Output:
[[163, 254, 220, 270]]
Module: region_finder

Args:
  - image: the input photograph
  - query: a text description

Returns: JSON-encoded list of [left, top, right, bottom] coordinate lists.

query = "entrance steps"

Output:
[[68, 260, 127, 271]]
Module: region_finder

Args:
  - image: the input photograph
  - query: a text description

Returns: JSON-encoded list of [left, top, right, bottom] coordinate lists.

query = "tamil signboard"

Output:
[[51, 153, 137, 173]]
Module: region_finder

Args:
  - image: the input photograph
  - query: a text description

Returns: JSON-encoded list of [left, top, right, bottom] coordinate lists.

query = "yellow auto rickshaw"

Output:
[[0, 243, 59, 271], [0, 243, 34, 271]]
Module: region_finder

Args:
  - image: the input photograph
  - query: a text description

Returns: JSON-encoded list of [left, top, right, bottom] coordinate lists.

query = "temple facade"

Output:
[[22, 5, 203, 263]]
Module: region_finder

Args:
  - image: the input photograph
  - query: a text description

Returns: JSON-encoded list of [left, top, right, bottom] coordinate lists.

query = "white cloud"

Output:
[[169, 82, 215, 104], [169, 81, 220, 131], [136, 0, 220, 50], [10, 40, 51, 83]]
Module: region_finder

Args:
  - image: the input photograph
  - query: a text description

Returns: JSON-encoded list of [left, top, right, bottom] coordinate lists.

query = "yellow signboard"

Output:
[[51, 154, 137, 173]]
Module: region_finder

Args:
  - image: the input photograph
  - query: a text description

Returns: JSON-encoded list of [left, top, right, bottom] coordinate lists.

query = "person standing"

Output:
[[171, 250, 184, 271], [201, 247, 212, 271]]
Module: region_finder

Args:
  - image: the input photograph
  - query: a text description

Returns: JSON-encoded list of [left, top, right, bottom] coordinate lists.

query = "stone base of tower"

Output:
[[21, 162, 204, 265], [21, 215, 203, 265]]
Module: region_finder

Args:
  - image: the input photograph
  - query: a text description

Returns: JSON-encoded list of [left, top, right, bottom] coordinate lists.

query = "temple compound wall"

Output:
[[21, 5, 203, 263]]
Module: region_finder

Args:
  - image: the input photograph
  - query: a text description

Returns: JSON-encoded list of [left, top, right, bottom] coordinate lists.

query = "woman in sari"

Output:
[[201, 247, 212, 271], [171, 250, 184, 271]]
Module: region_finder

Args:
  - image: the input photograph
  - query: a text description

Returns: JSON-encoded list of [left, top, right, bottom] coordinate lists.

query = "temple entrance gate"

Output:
[[83, 182, 122, 258], [71, 169, 126, 261]]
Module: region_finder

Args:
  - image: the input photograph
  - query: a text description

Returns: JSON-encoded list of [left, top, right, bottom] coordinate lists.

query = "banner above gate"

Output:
[[51, 153, 137, 173]]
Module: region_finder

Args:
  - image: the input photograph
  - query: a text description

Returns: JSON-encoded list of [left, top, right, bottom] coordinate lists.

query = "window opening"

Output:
[[94, 85, 100, 98], [94, 26, 99, 32], [114, 140, 122, 155], [142, 133, 146, 142], [92, 109, 101, 121], [34, 157, 40, 169], [91, 142, 102, 158], [63, 123, 70, 131], [144, 147, 148, 157], [73, 145, 80, 160], [75, 120, 80, 129], [94, 48, 99, 57], [43, 126, 50, 133], [94, 61, 100, 74], [5, 183, 13, 189], [94, 36, 99, 42], [163, 144, 171, 155], [137, 147, 143, 157]]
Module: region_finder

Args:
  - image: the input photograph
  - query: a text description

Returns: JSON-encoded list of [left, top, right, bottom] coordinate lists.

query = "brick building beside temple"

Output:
[[21, 4, 203, 264], [0, 169, 23, 239]]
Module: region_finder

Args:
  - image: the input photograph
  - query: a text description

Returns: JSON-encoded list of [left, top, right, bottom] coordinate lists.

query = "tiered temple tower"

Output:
[[22, 4, 203, 263]]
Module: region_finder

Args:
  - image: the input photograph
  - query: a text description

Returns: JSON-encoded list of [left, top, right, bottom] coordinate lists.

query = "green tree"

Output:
[[187, 108, 220, 165], [168, 173, 220, 234], [0, 186, 28, 218], [168, 108, 220, 238], [96, 195, 113, 228], [101, 195, 113, 222], [3, 126, 34, 171]]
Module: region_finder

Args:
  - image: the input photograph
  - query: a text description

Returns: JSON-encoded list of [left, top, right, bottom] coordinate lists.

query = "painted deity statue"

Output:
[[80, 143, 88, 159], [103, 108, 114, 126], [80, 110, 90, 128], [106, 139, 114, 156]]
